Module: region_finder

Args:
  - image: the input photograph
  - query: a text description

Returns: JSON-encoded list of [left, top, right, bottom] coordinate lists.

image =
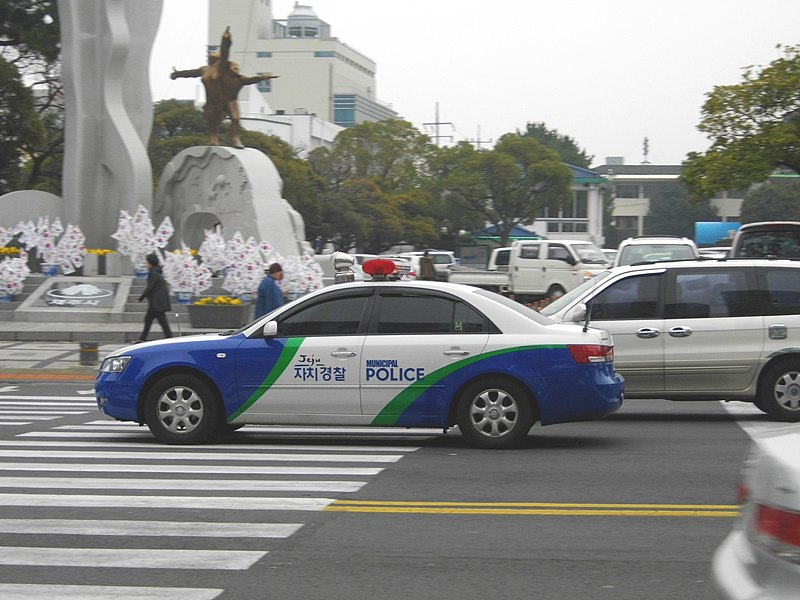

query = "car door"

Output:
[[662, 266, 762, 393], [232, 288, 373, 419], [360, 289, 489, 423], [585, 271, 665, 393], [510, 242, 545, 294]]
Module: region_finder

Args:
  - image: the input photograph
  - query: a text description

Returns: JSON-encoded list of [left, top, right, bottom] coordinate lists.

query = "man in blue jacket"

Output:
[[255, 262, 284, 319]]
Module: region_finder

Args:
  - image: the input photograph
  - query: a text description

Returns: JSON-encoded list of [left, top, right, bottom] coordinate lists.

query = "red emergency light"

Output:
[[361, 258, 398, 279]]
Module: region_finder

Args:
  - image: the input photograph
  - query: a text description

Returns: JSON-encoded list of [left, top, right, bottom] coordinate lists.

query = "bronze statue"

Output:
[[171, 27, 278, 149]]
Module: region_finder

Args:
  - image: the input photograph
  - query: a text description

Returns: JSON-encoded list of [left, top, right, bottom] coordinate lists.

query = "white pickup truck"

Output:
[[447, 247, 510, 291], [449, 240, 609, 301]]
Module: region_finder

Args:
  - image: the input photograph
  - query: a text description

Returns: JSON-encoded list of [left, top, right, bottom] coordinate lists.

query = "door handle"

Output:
[[636, 327, 660, 339], [444, 349, 470, 357], [669, 326, 692, 338], [331, 350, 356, 358]]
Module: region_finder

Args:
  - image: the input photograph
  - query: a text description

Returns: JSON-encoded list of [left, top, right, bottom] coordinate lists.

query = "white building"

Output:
[[207, 1, 397, 156]]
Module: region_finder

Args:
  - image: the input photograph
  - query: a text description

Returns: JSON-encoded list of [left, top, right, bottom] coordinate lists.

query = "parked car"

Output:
[[613, 236, 699, 267], [712, 432, 800, 599], [540, 258, 800, 421], [730, 221, 800, 258], [96, 259, 623, 448], [602, 248, 618, 263], [449, 239, 609, 300], [698, 246, 731, 259], [397, 250, 456, 281]]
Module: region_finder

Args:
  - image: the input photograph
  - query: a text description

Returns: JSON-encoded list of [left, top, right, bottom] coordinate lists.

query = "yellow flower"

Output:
[[86, 249, 117, 255], [0, 247, 21, 255], [192, 295, 242, 306]]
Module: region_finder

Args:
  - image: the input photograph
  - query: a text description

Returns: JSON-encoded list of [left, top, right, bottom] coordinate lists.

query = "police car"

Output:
[[96, 258, 624, 448]]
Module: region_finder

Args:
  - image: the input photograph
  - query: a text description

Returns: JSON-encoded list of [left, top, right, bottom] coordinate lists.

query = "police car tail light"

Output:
[[752, 503, 800, 563], [567, 344, 613, 364]]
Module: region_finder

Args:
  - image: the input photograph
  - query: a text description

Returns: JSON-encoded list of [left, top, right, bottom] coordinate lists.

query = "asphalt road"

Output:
[[0, 383, 783, 600]]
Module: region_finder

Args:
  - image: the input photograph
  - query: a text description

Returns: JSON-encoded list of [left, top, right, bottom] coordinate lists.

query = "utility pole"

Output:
[[423, 102, 453, 146], [468, 125, 492, 150]]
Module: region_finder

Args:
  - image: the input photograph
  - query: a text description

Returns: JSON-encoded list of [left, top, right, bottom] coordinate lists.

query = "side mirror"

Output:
[[564, 303, 587, 323], [262, 320, 278, 337]]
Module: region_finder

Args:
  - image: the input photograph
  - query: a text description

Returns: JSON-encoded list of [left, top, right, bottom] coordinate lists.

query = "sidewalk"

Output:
[[0, 340, 130, 382]]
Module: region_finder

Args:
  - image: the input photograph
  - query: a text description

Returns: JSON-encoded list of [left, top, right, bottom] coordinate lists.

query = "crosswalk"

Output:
[[0, 393, 431, 599]]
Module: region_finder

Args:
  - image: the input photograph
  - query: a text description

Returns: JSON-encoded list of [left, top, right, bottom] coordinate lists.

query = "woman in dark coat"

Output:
[[136, 253, 173, 342]]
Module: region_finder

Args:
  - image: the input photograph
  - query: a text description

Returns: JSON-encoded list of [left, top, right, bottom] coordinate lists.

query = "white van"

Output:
[[507, 239, 609, 298]]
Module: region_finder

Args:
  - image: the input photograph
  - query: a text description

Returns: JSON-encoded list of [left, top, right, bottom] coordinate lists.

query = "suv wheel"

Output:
[[758, 361, 800, 422]]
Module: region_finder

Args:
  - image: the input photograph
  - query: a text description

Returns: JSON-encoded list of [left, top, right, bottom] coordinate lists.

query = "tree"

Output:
[[681, 45, 800, 199], [0, 0, 61, 194], [307, 119, 440, 252], [740, 179, 800, 223], [442, 133, 572, 246], [645, 182, 718, 238], [519, 121, 593, 168]]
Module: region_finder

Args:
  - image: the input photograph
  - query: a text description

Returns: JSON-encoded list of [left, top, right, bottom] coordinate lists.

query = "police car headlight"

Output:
[[100, 356, 131, 373]]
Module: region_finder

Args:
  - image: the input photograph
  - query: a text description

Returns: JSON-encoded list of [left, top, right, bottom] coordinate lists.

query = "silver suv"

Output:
[[541, 259, 800, 421], [613, 236, 698, 267]]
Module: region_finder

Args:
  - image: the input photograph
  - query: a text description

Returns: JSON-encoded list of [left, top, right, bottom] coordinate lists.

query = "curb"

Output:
[[0, 370, 97, 382]]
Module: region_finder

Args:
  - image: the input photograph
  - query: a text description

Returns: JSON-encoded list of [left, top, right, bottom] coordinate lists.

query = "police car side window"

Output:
[[277, 295, 370, 337], [589, 274, 660, 320], [376, 295, 452, 334]]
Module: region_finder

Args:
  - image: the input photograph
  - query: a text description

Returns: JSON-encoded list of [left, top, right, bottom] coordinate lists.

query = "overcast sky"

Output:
[[149, 0, 800, 166]]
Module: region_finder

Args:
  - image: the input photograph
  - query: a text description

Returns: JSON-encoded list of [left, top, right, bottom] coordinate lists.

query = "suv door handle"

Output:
[[669, 326, 692, 338], [636, 327, 660, 339]]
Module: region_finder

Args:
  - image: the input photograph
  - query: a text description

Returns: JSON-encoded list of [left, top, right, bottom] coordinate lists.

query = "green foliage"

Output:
[[442, 133, 572, 246], [519, 122, 593, 168], [645, 182, 718, 237], [0, 0, 60, 62], [740, 179, 800, 223], [681, 45, 800, 199], [307, 119, 440, 252], [0, 56, 45, 194]]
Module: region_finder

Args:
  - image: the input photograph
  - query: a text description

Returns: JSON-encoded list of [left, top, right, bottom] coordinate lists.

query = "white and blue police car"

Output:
[[96, 258, 624, 449]]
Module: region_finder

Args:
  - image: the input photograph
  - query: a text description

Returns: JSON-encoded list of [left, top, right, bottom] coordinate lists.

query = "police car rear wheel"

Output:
[[456, 380, 534, 448], [759, 361, 800, 422], [144, 375, 222, 444]]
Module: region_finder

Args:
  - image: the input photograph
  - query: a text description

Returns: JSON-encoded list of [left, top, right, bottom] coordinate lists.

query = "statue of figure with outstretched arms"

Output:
[[171, 27, 278, 149]]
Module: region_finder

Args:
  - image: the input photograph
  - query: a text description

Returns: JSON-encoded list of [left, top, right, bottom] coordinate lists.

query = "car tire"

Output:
[[547, 285, 566, 299], [455, 379, 535, 448], [144, 374, 222, 444], [758, 361, 800, 422]]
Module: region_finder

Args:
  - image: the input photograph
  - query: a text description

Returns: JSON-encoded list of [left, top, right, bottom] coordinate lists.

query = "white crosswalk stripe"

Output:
[[0, 395, 423, 598]]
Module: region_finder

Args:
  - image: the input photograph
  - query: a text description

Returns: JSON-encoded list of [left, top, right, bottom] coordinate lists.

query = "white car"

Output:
[[540, 259, 800, 421], [712, 433, 800, 599], [96, 258, 623, 448], [613, 236, 699, 267], [397, 250, 456, 281]]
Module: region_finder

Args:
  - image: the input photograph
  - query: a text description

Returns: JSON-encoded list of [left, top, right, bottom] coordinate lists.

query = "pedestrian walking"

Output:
[[255, 262, 284, 319], [136, 253, 173, 342]]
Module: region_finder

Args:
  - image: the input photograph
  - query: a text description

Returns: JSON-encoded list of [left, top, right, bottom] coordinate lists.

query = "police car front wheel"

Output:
[[144, 374, 222, 444], [456, 379, 535, 448]]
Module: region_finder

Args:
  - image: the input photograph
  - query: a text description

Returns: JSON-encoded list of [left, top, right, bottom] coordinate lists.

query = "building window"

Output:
[[314, 51, 336, 58], [615, 184, 640, 198], [257, 75, 272, 93], [256, 51, 272, 58]]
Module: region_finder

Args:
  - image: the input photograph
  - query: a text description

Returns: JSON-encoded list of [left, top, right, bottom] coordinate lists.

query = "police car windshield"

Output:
[[475, 290, 554, 325]]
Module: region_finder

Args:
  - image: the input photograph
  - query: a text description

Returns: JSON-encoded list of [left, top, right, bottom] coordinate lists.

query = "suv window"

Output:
[[667, 269, 755, 318], [734, 228, 800, 258], [761, 267, 800, 315], [375, 292, 487, 334], [588, 273, 660, 320]]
